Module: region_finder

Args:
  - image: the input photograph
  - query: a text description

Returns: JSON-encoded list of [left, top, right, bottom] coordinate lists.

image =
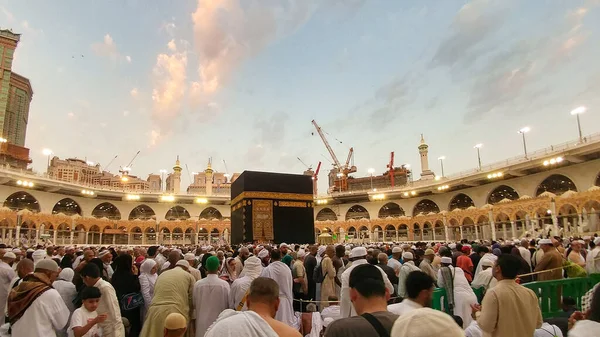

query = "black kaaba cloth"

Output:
[[231, 171, 315, 244]]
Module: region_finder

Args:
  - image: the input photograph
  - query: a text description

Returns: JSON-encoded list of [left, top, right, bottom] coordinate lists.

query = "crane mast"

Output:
[[311, 120, 342, 169], [313, 161, 322, 196]]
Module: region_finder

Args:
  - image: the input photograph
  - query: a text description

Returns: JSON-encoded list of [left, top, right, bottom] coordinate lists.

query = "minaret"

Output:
[[418, 134, 435, 180], [172, 156, 182, 194], [205, 158, 214, 196]]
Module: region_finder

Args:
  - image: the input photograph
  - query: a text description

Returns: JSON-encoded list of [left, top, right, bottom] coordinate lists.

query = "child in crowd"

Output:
[[68, 287, 108, 337]]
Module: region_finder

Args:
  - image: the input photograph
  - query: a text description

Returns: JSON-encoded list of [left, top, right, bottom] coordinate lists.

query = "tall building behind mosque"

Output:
[[0, 29, 33, 168]]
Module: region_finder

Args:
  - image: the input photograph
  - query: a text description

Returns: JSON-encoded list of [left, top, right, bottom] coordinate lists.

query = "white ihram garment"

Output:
[[204, 309, 278, 337], [0, 261, 15, 325], [260, 261, 295, 327], [193, 274, 231, 337], [10, 289, 70, 337], [438, 265, 478, 329]]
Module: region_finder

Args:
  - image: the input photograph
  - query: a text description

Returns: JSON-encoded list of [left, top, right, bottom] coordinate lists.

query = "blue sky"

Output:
[[2, 0, 600, 193]]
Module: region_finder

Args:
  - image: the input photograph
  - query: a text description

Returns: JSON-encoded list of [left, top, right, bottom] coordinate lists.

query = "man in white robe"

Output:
[[471, 259, 498, 292], [259, 249, 296, 327], [230, 256, 263, 310], [235, 247, 250, 276], [474, 251, 497, 277], [339, 247, 394, 317], [0, 251, 16, 325], [205, 277, 301, 337], [8, 260, 70, 337], [193, 256, 230, 337], [397, 252, 420, 299], [438, 257, 478, 329]]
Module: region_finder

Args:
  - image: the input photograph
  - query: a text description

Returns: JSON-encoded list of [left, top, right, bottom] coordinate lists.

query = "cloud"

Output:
[[126, 55, 132, 63], [130, 87, 139, 98], [123, 110, 130, 117], [431, 0, 509, 69], [0, 6, 14, 22], [189, 0, 317, 103], [167, 39, 176, 52], [92, 34, 121, 61], [162, 22, 177, 36], [244, 112, 290, 165]]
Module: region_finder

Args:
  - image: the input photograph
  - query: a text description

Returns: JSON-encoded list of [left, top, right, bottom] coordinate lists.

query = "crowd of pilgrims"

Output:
[[0, 235, 598, 337]]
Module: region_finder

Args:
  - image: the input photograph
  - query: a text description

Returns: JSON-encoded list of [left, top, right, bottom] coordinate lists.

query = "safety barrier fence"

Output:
[[431, 274, 600, 318]]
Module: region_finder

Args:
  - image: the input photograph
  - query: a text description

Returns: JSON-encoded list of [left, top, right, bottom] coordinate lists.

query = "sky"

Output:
[[2, 0, 600, 193]]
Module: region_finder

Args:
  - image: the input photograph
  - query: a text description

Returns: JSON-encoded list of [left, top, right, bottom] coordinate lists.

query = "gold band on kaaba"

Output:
[[231, 191, 314, 206]]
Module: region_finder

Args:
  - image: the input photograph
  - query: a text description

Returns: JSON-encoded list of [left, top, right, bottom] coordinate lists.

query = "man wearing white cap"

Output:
[[438, 256, 477, 328], [586, 237, 600, 274], [388, 246, 402, 276], [390, 307, 464, 337], [471, 259, 498, 292], [534, 239, 563, 281], [230, 256, 263, 311], [99, 250, 114, 280], [339, 247, 394, 318], [0, 250, 16, 325], [164, 312, 187, 337], [397, 252, 420, 300], [8, 259, 70, 337], [184, 253, 202, 281]]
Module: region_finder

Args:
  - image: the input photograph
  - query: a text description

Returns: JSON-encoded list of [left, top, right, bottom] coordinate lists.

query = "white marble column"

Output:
[[8, 229, 13, 246], [526, 214, 533, 233], [511, 221, 517, 239], [15, 226, 20, 245], [475, 225, 480, 241], [459, 226, 464, 240], [112, 234, 116, 245], [502, 223, 507, 239], [85, 231, 89, 245], [141, 233, 145, 246], [443, 216, 449, 242], [395, 230, 399, 242], [489, 210, 496, 241], [53, 229, 58, 244], [127, 233, 130, 246], [563, 217, 570, 235], [550, 200, 559, 235], [432, 228, 436, 241], [577, 213, 583, 233], [70, 231, 74, 245], [99, 233, 103, 245]]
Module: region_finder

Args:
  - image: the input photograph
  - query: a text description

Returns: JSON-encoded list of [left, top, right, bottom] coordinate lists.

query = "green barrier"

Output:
[[431, 275, 600, 318]]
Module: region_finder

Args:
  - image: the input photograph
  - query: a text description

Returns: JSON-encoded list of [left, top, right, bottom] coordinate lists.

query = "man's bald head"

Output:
[[377, 253, 388, 264], [16, 259, 34, 278]]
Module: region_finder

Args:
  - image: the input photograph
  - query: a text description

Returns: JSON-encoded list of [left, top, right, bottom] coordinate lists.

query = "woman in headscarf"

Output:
[[138, 259, 158, 322], [219, 257, 237, 284], [111, 254, 142, 337], [53, 268, 77, 337]]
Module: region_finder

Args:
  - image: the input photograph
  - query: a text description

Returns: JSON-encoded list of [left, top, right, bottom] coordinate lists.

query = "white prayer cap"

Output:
[[164, 313, 187, 330], [481, 259, 494, 267], [280, 242, 288, 248], [3, 252, 16, 259], [401, 244, 410, 249], [392, 246, 402, 253], [297, 249, 306, 258], [411, 245, 417, 250], [402, 252, 413, 260], [441, 257, 452, 264], [317, 246, 326, 257], [350, 247, 367, 258], [258, 249, 269, 259], [35, 259, 59, 273], [539, 239, 553, 245], [175, 260, 189, 270], [159, 246, 166, 252], [65, 246, 74, 250], [12, 248, 20, 254], [448, 243, 456, 249], [345, 250, 350, 256], [576, 240, 585, 245], [26, 248, 34, 253], [391, 308, 464, 337], [595, 238, 600, 246], [98, 250, 110, 258], [344, 245, 351, 250], [184, 253, 195, 261]]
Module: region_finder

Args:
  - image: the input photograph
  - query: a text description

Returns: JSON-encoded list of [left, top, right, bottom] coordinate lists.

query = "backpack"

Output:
[[312, 261, 327, 283]]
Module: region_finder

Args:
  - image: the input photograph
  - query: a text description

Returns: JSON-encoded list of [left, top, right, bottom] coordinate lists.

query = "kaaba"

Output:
[[231, 171, 315, 244]]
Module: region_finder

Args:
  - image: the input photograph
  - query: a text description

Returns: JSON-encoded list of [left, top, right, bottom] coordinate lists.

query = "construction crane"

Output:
[[311, 120, 355, 192], [119, 150, 140, 177], [312, 161, 322, 196], [222, 159, 230, 183], [387, 151, 395, 188], [345, 148, 357, 174], [103, 155, 118, 173]]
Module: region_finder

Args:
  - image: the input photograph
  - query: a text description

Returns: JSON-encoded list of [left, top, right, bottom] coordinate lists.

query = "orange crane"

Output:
[[311, 120, 355, 191], [387, 151, 395, 187], [313, 161, 322, 195]]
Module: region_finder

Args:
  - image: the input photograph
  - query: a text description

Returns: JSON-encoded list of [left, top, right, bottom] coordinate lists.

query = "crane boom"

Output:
[[313, 161, 322, 196], [387, 151, 395, 187], [311, 120, 342, 169], [222, 159, 229, 174], [103, 155, 118, 172], [126, 151, 141, 168], [297, 157, 311, 170], [345, 147, 354, 169]]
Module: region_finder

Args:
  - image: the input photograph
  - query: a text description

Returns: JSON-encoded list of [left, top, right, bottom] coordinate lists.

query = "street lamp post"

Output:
[[518, 127, 530, 158], [42, 148, 53, 176], [368, 168, 375, 190], [570, 106, 586, 143], [159, 169, 167, 192], [438, 156, 445, 177], [474, 144, 483, 170]]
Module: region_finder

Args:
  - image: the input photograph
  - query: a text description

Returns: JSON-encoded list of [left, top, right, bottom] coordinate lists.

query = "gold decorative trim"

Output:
[[231, 191, 314, 206], [252, 199, 274, 241], [277, 201, 310, 208]]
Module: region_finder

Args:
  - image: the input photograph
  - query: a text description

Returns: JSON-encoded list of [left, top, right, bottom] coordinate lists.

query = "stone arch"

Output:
[[384, 224, 396, 241], [56, 223, 70, 245], [347, 226, 356, 239], [398, 224, 409, 240], [515, 210, 528, 236], [558, 203, 578, 233], [448, 193, 475, 211], [422, 222, 433, 241], [200, 207, 223, 220], [434, 220, 444, 240], [536, 174, 578, 196], [128, 204, 156, 220], [184, 227, 195, 245], [358, 225, 369, 239], [495, 212, 511, 240], [129, 226, 143, 245], [462, 217, 475, 241], [412, 223, 421, 241], [91, 202, 121, 220], [448, 218, 460, 241], [3, 191, 40, 212], [378, 202, 405, 218], [583, 200, 600, 232], [487, 185, 519, 204], [345, 205, 370, 220], [52, 198, 82, 216], [198, 227, 209, 242], [412, 199, 440, 216], [87, 225, 101, 245], [172, 227, 184, 244], [210, 228, 220, 241], [316, 208, 338, 221], [144, 227, 157, 244], [165, 206, 191, 221], [372, 225, 383, 241]]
